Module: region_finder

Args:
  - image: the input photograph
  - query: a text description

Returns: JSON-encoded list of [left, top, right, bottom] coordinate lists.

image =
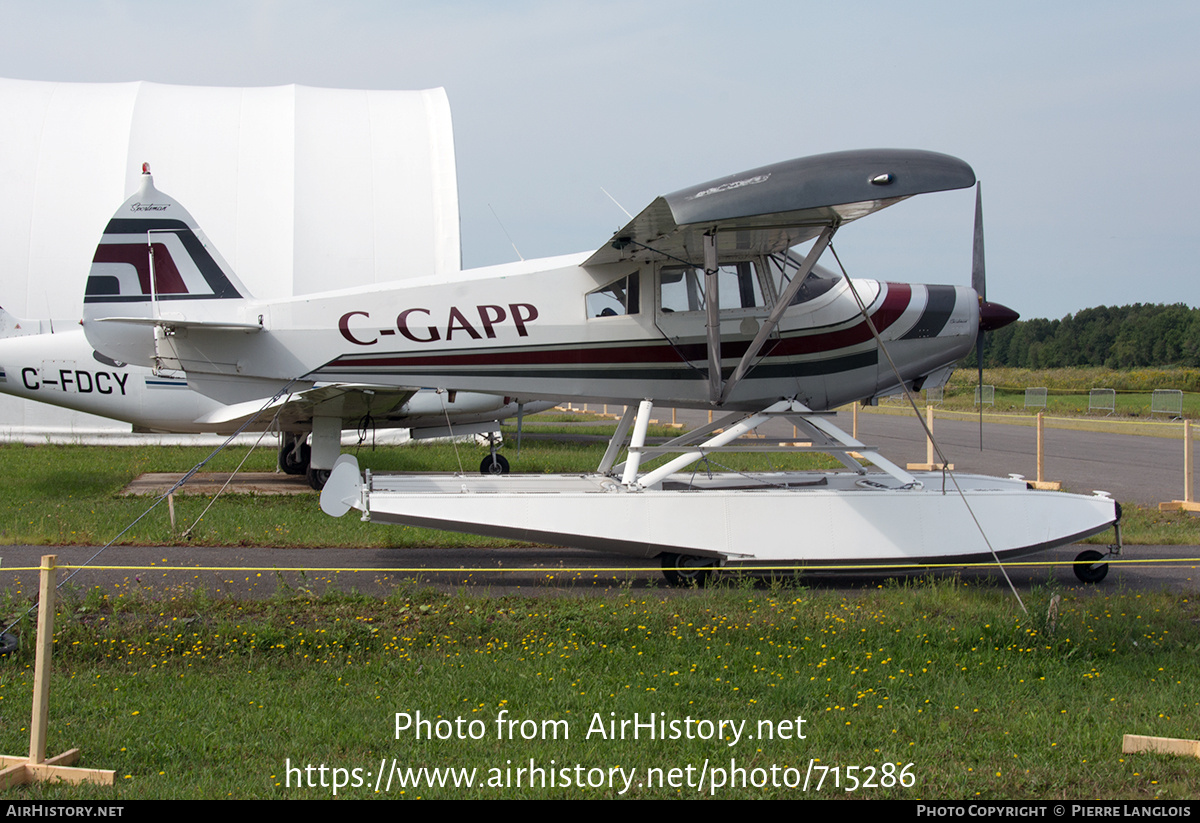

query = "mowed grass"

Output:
[[0, 581, 1196, 799], [0, 417, 1197, 799], [0, 433, 842, 549], [2, 434, 1194, 548]]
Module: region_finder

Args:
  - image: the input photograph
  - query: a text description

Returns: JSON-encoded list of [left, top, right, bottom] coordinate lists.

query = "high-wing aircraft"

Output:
[[0, 307, 551, 487], [81, 152, 1121, 585]]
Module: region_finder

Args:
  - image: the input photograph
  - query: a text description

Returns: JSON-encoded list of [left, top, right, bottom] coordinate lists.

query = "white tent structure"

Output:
[[0, 78, 460, 436]]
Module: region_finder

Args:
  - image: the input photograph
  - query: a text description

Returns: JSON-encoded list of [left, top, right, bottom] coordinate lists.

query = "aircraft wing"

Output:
[[584, 149, 975, 267], [193, 384, 417, 429]]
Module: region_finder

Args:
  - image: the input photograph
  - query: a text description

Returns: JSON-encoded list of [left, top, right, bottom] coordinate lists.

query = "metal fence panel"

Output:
[[1024, 387, 1048, 409], [1088, 388, 1116, 415], [1151, 389, 1183, 419]]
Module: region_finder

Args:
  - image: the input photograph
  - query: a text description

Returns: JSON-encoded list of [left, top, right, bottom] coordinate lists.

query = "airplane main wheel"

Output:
[[1073, 549, 1109, 584], [480, 454, 510, 475], [306, 466, 332, 491], [661, 553, 718, 588], [279, 441, 311, 475]]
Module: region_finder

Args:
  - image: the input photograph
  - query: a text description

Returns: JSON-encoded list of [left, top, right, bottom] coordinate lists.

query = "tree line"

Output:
[[966, 303, 1200, 369]]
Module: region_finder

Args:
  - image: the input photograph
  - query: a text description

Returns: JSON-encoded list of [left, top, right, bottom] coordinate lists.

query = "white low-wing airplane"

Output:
[[81, 151, 1121, 584], [0, 307, 551, 486]]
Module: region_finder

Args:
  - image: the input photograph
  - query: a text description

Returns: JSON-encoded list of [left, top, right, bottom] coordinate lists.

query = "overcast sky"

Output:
[[1, 0, 1196, 319]]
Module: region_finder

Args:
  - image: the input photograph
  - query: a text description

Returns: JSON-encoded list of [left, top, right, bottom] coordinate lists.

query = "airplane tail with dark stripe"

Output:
[[82, 164, 255, 369], [84, 164, 250, 305]]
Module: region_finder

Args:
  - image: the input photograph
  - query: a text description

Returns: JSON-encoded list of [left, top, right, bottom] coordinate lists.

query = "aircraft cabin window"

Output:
[[586, 272, 639, 317], [658, 262, 764, 313]]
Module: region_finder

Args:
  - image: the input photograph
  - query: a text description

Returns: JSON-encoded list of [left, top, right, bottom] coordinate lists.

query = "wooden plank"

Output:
[[1158, 500, 1200, 512], [1122, 734, 1200, 758], [0, 764, 31, 790], [22, 763, 116, 786]]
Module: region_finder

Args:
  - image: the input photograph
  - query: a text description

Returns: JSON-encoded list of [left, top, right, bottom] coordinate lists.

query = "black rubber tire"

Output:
[[279, 440, 311, 475], [1073, 549, 1109, 584], [306, 466, 332, 491], [0, 631, 18, 656], [480, 454, 510, 475], [661, 553, 717, 588]]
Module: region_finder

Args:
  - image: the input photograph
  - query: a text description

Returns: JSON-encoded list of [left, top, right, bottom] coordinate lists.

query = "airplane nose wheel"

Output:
[[480, 431, 510, 475], [0, 631, 17, 656], [1072, 549, 1110, 584], [661, 553, 719, 588], [480, 454, 510, 475]]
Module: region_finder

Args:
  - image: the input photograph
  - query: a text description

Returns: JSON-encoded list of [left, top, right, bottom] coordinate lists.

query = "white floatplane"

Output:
[[81, 151, 1120, 584]]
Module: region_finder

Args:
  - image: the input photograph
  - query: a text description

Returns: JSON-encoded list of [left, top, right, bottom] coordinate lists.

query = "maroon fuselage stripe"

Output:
[[328, 282, 914, 370]]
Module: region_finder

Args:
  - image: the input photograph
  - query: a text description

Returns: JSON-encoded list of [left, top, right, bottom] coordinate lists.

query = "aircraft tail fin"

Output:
[[83, 164, 252, 306], [0, 306, 50, 339], [82, 164, 257, 369]]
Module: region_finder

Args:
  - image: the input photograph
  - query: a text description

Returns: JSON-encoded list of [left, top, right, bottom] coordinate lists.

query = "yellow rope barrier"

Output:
[[1, 558, 1197, 575]]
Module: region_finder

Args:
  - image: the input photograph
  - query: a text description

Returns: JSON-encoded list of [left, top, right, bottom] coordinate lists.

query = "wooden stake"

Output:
[[29, 554, 55, 764], [1030, 412, 1061, 490], [1186, 418, 1194, 504], [1037, 412, 1044, 481], [907, 406, 953, 471], [1160, 420, 1199, 512], [926, 406, 934, 466], [0, 555, 115, 789]]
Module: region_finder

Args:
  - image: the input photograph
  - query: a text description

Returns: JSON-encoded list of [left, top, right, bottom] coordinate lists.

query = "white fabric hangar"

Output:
[[0, 78, 460, 435]]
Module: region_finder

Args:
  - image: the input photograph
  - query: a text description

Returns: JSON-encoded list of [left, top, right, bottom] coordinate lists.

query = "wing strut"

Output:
[[718, 223, 837, 404], [703, 232, 722, 403]]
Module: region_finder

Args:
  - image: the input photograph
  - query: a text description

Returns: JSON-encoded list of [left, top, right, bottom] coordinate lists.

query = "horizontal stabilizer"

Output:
[[95, 316, 263, 332], [191, 383, 417, 428]]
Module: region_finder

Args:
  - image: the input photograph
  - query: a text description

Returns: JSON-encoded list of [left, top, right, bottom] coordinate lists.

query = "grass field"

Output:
[[937, 368, 1200, 418], [1, 579, 1198, 799], [0, 407, 1198, 799]]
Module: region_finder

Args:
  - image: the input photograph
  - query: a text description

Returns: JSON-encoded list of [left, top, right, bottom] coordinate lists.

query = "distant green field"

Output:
[[938, 368, 1199, 418]]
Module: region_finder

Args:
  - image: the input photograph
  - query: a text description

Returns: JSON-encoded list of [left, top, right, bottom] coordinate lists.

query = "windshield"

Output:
[[765, 251, 842, 306]]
